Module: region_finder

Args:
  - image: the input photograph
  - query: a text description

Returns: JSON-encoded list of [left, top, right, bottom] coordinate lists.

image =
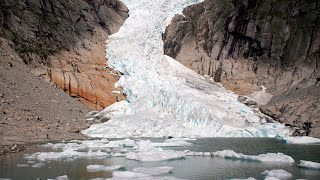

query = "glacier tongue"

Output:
[[82, 0, 289, 138]]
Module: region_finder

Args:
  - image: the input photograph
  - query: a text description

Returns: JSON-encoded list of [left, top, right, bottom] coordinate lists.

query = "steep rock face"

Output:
[[163, 0, 320, 136], [0, 0, 128, 109]]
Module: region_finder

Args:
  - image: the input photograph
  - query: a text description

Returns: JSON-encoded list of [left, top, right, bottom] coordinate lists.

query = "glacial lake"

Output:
[[1, 138, 320, 180]]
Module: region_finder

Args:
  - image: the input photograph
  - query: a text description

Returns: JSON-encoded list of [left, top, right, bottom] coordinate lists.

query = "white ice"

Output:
[[230, 178, 256, 180], [182, 150, 211, 156], [25, 149, 110, 162], [86, 165, 126, 172], [132, 166, 173, 175], [17, 164, 29, 168], [55, 175, 70, 180], [24, 138, 194, 163], [107, 171, 185, 180], [212, 150, 294, 163], [297, 160, 320, 170], [31, 162, 45, 168], [126, 140, 185, 162], [277, 136, 320, 144], [261, 169, 292, 179], [152, 138, 192, 147], [82, 0, 290, 138]]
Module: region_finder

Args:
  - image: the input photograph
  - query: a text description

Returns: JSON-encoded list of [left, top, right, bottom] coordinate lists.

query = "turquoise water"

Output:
[[1, 138, 320, 180]]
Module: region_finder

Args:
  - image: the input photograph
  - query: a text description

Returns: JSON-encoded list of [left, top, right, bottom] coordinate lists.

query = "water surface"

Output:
[[0, 138, 319, 180]]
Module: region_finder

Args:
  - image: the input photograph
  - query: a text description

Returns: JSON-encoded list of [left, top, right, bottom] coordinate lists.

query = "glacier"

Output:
[[82, 0, 290, 138]]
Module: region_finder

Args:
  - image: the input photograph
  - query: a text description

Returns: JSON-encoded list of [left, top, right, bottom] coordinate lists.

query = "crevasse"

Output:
[[82, 0, 289, 138]]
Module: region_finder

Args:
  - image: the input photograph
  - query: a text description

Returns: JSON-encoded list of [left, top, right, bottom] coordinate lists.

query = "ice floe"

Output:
[[55, 175, 70, 180], [126, 141, 185, 162], [17, 164, 29, 168], [297, 160, 320, 170], [152, 138, 192, 147], [132, 166, 173, 175], [31, 162, 45, 168], [86, 164, 126, 172], [25, 149, 110, 162], [277, 135, 320, 144], [107, 171, 185, 180], [212, 150, 294, 163], [261, 169, 292, 179]]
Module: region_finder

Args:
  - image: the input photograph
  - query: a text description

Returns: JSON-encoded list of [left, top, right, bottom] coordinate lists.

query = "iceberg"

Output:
[[277, 136, 320, 144], [107, 171, 185, 180], [152, 138, 193, 147], [17, 164, 30, 168], [132, 166, 174, 175], [82, 0, 290, 138], [126, 140, 185, 162], [55, 175, 70, 180], [86, 165, 126, 172], [212, 150, 294, 163], [260, 169, 292, 179], [25, 149, 110, 162], [297, 160, 320, 170]]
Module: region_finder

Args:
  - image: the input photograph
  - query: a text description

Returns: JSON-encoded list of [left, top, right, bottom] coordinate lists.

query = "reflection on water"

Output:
[[0, 138, 320, 180]]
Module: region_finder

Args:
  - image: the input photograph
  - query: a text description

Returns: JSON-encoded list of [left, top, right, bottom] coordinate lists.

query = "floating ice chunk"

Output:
[[297, 160, 320, 170], [86, 164, 126, 172], [31, 162, 45, 168], [17, 164, 29, 167], [0, 178, 12, 180], [152, 139, 192, 147], [212, 150, 294, 163], [126, 150, 185, 162], [55, 175, 69, 180], [126, 140, 185, 162], [25, 149, 110, 162], [107, 171, 185, 180], [132, 166, 173, 175], [42, 139, 111, 151], [108, 139, 135, 147], [230, 178, 256, 180], [110, 171, 151, 178], [277, 136, 320, 144], [183, 150, 211, 156], [264, 177, 280, 180], [27, 161, 35, 164], [112, 153, 126, 157], [261, 169, 292, 179]]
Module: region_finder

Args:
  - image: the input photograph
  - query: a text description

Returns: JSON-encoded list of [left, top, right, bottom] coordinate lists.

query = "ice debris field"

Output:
[[13, 138, 320, 180], [82, 0, 293, 138]]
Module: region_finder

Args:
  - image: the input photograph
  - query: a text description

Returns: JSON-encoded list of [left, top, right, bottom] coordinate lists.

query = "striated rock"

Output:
[[0, 0, 128, 110], [163, 0, 320, 136]]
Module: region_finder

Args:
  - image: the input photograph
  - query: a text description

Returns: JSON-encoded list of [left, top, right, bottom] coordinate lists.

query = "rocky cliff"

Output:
[[163, 0, 320, 136], [0, 0, 128, 110]]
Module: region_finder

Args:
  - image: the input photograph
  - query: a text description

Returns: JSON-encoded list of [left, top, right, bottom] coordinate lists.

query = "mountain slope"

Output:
[[163, 0, 320, 136]]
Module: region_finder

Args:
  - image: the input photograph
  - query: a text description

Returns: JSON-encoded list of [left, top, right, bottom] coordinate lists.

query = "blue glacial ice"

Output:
[[82, 0, 290, 138]]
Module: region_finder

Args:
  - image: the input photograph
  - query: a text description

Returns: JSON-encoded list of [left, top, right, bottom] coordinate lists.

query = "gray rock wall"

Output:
[[0, 0, 128, 64], [163, 0, 320, 136]]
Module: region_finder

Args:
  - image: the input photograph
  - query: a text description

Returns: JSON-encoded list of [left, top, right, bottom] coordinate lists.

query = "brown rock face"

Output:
[[163, 0, 320, 136], [0, 0, 128, 110]]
